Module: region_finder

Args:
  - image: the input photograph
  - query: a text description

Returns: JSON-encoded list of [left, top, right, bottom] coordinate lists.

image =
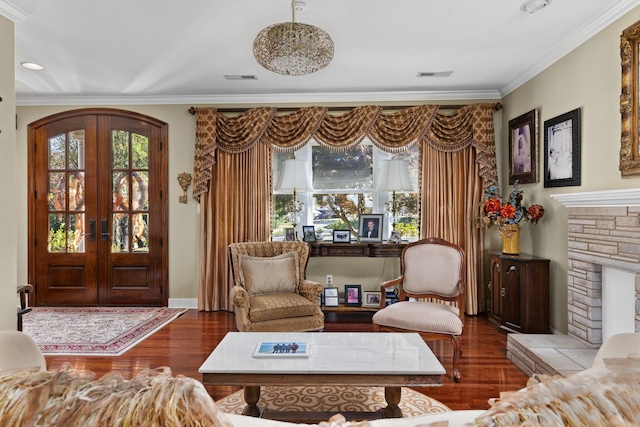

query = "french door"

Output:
[[28, 109, 168, 306]]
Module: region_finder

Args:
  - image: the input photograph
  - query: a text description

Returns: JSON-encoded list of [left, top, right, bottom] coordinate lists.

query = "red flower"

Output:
[[485, 198, 502, 213], [528, 204, 545, 223], [500, 204, 516, 219]]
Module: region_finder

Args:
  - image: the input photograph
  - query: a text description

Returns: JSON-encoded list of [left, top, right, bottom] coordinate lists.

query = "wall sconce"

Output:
[[177, 172, 192, 204]]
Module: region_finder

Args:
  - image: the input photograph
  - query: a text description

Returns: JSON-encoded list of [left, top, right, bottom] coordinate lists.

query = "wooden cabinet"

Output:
[[309, 242, 405, 257], [489, 253, 550, 334]]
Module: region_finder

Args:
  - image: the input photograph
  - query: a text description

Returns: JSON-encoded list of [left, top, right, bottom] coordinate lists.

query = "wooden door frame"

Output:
[[28, 108, 169, 306]]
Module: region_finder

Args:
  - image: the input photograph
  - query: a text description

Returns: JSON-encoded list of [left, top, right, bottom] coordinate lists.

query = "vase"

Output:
[[501, 224, 520, 255]]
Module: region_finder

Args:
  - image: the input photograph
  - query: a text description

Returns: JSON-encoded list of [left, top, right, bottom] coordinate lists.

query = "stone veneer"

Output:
[[552, 189, 640, 346]]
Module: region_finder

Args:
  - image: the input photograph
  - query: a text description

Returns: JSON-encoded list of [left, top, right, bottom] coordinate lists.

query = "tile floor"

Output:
[[506, 333, 600, 378]]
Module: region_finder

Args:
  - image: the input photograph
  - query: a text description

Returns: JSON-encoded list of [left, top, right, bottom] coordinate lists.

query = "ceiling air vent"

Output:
[[224, 75, 258, 80], [417, 71, 453, 77]]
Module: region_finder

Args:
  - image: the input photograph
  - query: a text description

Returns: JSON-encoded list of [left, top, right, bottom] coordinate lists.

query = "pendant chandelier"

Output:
[[253, 0, 334, 76]]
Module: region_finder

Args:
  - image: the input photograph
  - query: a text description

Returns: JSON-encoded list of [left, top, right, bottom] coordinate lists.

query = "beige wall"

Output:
[[0, 15, 16, 330], [500, 4, 640, 333]]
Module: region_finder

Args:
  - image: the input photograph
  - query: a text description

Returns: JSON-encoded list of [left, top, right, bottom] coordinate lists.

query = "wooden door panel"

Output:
[[29, 109, 168, 307]]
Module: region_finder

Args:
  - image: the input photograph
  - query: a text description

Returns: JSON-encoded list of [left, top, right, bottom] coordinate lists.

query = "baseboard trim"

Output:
[[168, 298, 198, 309]]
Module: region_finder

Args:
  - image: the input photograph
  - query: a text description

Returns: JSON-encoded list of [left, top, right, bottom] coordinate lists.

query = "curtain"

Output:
[[192, 104, 498, 313]]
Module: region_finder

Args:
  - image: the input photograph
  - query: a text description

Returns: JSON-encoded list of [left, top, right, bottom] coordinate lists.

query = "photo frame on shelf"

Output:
[[284, 227, 296, 242], [362, 291, 381, 308], [332, 230, 350, 243], [543, 108, 581, 188], [302, 225, 316, 242], [359, 213, 384, 243], [344, 284, 362, 307], [323, 287, 339, 307], [508, 109, 538, 185]]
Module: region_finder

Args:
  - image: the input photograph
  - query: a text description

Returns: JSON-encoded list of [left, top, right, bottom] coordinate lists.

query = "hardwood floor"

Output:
[[44, 310, 529, 411]]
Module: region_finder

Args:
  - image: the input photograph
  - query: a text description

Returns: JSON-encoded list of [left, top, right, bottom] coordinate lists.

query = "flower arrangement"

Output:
[[481, 180, 544, 229]]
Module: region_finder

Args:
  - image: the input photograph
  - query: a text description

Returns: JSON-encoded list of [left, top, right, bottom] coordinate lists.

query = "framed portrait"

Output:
[[508, 109, 538, 184], [544, 108, 581, 188], [332, 230, 350, 243], [362, 291, 381, 308], [302, 225, 316, 243], [284, 227, 296, 242], [344, 284, 362, 307], [359, 214, 384, 242], [621, 20, 640, 177], [323, 287, 339, 307]]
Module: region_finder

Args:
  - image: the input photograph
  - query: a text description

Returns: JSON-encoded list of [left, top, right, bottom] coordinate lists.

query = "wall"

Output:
[[0, 15, 16, 330], [501, 4, 640, 333]]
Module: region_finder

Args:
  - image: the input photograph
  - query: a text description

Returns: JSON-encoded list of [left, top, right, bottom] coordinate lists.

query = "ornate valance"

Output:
[[192, 103, 499, 200]]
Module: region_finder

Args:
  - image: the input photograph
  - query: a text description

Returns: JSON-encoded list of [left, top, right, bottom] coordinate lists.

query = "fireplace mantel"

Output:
[[551, 188, 640, 207]]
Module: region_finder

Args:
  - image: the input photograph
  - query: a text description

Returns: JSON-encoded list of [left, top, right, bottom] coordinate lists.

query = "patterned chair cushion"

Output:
[[249, 293, 319, 322], [372, 301, 463, 335], [238, 252, 300, 296]]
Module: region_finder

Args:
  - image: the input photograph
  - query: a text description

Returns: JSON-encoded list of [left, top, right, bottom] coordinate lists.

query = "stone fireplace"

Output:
[[551, 189, 640, 346]]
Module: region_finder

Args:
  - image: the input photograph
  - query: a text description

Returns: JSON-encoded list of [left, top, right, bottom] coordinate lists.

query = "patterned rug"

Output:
[[215, 385, 450, 418], [22, 307, 188, 356]]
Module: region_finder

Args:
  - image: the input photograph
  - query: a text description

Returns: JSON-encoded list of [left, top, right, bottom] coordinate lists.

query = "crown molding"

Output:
[[551, 188, 640, 207], [500, 0, 640, 96], [0, 0, 33, 22], [16, 89, 502, 107]]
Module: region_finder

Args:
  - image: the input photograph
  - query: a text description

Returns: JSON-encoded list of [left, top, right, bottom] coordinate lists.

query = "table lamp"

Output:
[[275, 159, 312, 239], [377, 159, 414, 232]]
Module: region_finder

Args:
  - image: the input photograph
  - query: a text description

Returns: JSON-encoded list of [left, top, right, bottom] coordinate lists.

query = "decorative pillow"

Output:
[[238, 252, 300, 296]]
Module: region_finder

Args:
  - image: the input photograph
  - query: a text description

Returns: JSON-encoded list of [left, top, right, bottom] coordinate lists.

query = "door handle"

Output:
[[82, 218, 96, 241], [101, 217, 110, 241]]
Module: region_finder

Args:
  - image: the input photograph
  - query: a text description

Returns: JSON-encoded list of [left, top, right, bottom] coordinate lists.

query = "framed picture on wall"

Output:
[[544, 108, 581, 188], [508, 109, 538, 184]]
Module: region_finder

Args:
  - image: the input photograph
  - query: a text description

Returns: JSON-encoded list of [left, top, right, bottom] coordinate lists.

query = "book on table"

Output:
[[253, 341, 310, 358]]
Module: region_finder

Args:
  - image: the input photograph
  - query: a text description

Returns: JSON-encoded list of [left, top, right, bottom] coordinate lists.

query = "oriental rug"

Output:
[[22, 307, 188, 356], [215, 386, 450, 418]]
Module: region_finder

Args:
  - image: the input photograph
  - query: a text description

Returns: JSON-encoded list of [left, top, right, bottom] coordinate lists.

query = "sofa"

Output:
[[2, 330, 640, 426]]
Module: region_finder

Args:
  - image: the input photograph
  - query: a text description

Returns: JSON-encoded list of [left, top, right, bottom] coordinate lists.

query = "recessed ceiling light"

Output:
[[224, 74, 258, 80], [21, 62, 45, 70], [417, 71, 453, 77], [520, 0, 551, 13]]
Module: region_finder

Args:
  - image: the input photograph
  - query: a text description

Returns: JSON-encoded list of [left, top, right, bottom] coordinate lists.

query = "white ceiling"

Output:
[[3, 0, 639, 106]]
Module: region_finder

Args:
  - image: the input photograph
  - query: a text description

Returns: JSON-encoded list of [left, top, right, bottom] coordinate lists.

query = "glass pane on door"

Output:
[[47, 131, 86, 253]]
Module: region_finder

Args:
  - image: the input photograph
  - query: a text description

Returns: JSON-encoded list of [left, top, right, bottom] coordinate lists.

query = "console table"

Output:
[[309, 242, 405, 257]]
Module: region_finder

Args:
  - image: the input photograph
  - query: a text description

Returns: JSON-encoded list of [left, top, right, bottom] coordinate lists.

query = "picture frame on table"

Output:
[[284, 227, 296, 242], [323, 287, 339, 307], [359, 214, 383, 243], [362, 291, 381, 308], [344, 284, 362, 307], [302, 225, 316, 242], [508, 109, 538, 185], [332, 230, 350, 243], [544, 108, 581, 188]]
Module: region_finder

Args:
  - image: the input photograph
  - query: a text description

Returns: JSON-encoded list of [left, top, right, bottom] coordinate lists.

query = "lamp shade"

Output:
[[377, 160, 413, 192], [276, 159, 312, 192]]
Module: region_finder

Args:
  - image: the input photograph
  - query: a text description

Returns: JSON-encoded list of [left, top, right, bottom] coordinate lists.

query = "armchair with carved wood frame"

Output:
[[372, 238, 465, 382], [228, 241, 324, 332]]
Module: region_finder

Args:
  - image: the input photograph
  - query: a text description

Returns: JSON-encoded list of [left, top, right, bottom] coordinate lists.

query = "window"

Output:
[[272, 140, 419, 241]]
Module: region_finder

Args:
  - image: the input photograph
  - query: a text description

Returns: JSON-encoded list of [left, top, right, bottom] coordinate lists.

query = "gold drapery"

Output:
[[192, 104, 498, 313]]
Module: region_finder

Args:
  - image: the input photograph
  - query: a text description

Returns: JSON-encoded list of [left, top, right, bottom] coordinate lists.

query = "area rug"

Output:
[[22, 307, 188, 356], [215, 386, 450, 418]]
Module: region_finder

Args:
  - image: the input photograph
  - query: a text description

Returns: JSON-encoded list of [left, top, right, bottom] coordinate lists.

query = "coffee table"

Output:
[[199, 332, 445, 421]]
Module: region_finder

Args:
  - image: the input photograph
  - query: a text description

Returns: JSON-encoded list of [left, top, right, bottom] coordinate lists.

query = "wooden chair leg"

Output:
[[451, 335, 462, 383]]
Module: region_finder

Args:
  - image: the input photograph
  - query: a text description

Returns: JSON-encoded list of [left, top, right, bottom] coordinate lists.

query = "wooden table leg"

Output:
[[379, 386, 403, 418], [242, 386, 262, 417]]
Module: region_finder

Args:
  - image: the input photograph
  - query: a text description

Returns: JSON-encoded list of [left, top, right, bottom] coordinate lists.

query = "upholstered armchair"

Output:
[[228, 241, 324, 332], [372, 238, 465, 382]]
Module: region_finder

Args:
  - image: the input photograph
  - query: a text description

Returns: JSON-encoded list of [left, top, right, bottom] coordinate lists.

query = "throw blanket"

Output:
[[0, 364, 231, 427]]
